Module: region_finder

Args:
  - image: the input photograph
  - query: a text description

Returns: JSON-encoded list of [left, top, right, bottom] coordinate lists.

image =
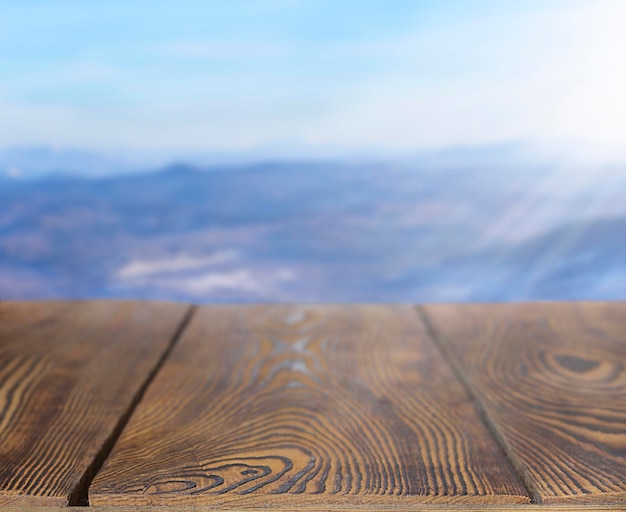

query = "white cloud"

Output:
[[116, 250, 239, 279], [115, 251, 295, 297], [137, 268, 295, 296], [6, 166, 22, 178]]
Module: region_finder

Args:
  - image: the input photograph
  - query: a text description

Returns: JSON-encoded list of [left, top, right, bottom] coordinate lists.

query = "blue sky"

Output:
[[1, 0, 625, 156]]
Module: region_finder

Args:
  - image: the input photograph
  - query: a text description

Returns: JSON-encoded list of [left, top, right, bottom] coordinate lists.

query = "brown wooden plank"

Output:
[[0, 300, 191, 506], [90, 305, 528, 506], [419, 302, 626, 504], [4, 507, 626, 512]]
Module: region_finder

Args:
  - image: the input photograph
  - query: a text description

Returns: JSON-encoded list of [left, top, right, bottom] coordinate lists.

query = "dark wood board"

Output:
[[419, 302, 626, 504], [4, 507, 626, 512], [0, 300, 191, 506], [90, 305, 528, 506]]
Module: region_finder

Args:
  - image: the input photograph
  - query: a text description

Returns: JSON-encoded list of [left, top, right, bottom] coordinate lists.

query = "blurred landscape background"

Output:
[[1, 1, 625, 302]]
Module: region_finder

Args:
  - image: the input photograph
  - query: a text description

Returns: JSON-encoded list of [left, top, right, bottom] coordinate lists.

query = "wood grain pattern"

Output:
[[90, 305, 528, 506], [419, 302, 626, 504], [0, 300, 191, 506], [3, 507, 626, 512]]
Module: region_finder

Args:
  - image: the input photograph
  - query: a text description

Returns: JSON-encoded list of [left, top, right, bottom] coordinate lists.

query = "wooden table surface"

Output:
[[0, 301, 625, 511]]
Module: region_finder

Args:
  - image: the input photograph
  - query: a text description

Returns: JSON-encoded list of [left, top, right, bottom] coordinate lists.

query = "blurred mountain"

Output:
[[0, 147, 127, 179], [0, 141, 549, 180], [0, 159, 625, 302]]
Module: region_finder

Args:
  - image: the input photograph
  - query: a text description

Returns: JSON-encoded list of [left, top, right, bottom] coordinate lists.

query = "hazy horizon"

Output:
[[3, 139, 626, 181]]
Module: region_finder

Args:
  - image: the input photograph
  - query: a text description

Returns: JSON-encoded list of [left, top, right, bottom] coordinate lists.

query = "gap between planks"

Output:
[[69, 305, 197, 506], [413, 306, 540, 505]]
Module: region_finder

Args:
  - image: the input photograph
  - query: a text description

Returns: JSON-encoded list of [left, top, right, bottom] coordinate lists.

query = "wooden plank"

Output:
[[419, 302, 626, 504], [4, 507, 626, 512], [0, 300, 191, 506], [90, 305, 528, 506]]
